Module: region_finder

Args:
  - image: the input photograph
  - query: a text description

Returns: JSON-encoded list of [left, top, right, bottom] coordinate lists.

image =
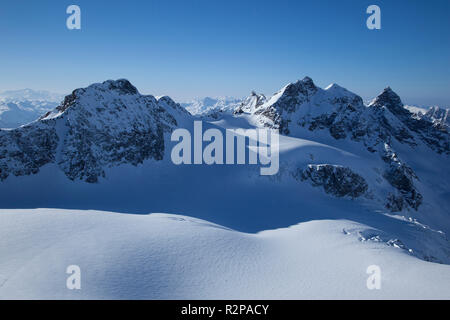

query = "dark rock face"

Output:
[[382, 145, 423, 211], [295, 164, 368, 198], [304, 102, 368, 141], [105, 79, 139, 95], [58, 121, 165, 183], [0, 124, 58, 180], [297, 88, 425, 153], [54, 91, 78, 114], [0, 79, 190, 183], [370, 87, 407, 117], [385, 193, 405, 212], [254, 77, 319, 135]]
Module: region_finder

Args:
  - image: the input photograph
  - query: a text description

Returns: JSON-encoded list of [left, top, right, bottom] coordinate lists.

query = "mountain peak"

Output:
[[97, 79, 139, 95], [300, 76, 316, 90], [369, 86, 405, 116], [2, 79, 192, 183], [325, 83, 340, 90], [281, 76, 317, 99], [302, 76, 314, 84], [72, 79, 139, 97], [42, 79, 142, 118], [378, 86, 401, 102]]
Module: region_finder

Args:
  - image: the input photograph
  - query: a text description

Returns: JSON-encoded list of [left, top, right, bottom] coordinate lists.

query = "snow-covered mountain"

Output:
[[0, 89, 65, 128], [234, 91, 267, 114], [405, 105, 449, 129], [237, 77, 448, 154], [181, 96, 242, 117], [230, 77, 449, 212], [0, 78, 449, 298], [0, 79, 190, 182]]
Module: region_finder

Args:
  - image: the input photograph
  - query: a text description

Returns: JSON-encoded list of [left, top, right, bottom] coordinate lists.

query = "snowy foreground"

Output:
[[0, 209, 449, 299]]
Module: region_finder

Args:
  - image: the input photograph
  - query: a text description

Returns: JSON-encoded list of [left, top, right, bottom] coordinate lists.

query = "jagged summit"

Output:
[[157, 95, 180, 106], [300, 76, 315, 87], [40, 79, 188, 122], [369, 86, 407, 116], [369, 87, 417, 122], [233, 91, 266, 115], [280, 76, 318, 98], [241, 76, 363, 135], [70, 79, 139, 98], [94, 79, 139, 95]]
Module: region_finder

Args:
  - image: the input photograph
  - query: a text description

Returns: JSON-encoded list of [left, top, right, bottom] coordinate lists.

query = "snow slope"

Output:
[[0, 209, 449, 300]]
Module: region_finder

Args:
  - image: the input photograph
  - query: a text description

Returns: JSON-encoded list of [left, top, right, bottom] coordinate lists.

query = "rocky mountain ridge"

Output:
[[0, 78, 448, 214], [0, 79, 190, 183], [232, 77, 448, 212]]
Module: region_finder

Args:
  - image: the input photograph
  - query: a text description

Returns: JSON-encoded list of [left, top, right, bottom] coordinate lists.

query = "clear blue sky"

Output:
[[0, 0, 449, 105]]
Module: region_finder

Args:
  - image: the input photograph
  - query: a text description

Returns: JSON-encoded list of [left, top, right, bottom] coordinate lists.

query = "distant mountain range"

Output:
[[2, 87, 448, 131], [180, 96, 242, 117], [405, 105, 449, 128], [0, 89, 64, 102], [0, 89, 65, 128]]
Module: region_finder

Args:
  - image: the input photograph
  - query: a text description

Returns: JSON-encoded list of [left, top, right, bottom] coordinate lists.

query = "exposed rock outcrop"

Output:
[[295, 164, 368, 199]]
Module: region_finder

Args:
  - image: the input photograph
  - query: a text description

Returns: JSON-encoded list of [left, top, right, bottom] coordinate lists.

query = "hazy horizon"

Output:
[[2, 78, 449, 108]]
